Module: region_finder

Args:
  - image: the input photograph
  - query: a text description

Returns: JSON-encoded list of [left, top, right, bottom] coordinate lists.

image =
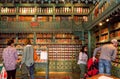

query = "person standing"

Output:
[[21, 38, 34, 79], [93, 39, 118, 75], [2, 39, 18, 79], [77, 46, 88, 79]]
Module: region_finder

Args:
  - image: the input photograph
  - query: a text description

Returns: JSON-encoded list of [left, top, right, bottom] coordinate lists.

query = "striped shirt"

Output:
[[2, 46, 18, 71]]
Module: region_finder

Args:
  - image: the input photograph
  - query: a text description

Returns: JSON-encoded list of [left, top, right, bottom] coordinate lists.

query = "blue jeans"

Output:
[[28, 64, 34, 79], [99, 59, 111, 75]]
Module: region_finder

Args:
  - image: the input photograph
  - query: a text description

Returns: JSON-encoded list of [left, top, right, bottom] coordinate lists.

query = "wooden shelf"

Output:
[[101, 32, 108, 36], [0, 13, 16, 15]]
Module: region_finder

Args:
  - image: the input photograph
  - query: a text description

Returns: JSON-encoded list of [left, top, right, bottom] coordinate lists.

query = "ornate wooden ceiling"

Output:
[[0, 0, 99, 4]]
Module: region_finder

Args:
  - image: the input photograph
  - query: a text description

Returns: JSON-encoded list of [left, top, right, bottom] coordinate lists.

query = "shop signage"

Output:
[[31, 22, 39, 27]]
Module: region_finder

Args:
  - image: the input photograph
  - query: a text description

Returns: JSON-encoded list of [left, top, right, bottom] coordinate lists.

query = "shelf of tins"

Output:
[[47, 44, 81, 72], [86, 0, 120, 30], [0, 3, 90, 32], [94, 22, 120, 44], [0, 4, 89, 21], [111, 41, 120, 78], [0, 33, 82, 72], [16, 44, 81, 72]]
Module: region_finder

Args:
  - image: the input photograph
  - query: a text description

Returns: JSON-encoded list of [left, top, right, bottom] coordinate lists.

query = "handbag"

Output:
[[16, 62, 21, 69], [0, 64, 7, 79], [20, 63, 30, 76]]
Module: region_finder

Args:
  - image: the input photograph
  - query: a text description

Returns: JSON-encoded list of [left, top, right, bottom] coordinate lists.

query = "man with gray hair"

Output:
[[93, 39, 118, 75]]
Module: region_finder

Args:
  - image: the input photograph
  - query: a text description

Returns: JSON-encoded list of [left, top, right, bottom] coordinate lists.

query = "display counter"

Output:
[[34, 62, 49, 79], [87, 74, 119, 79]]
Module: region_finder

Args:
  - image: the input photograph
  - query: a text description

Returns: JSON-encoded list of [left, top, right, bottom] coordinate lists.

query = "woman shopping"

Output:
[[2, 39, 18, 79], [77, 46, 88, 79]]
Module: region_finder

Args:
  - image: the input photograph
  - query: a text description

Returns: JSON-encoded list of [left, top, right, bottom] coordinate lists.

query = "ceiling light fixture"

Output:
[[99, 22, 102, 26], [106, 19, 109, 22]]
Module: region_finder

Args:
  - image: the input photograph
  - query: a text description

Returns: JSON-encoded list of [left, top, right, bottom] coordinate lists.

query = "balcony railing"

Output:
[[0, 20, 84, 33]]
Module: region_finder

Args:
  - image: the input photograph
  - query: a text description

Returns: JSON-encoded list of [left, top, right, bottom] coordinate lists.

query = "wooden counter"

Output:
[[86, 74, 119, 79]]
